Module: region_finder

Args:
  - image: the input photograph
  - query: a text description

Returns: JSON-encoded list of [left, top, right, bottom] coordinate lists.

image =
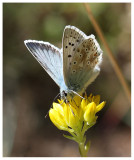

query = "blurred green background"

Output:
[[3, 3, 131, 157]]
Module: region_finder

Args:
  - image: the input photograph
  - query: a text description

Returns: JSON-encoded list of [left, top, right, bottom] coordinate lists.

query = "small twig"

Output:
[[83, 3, 131, 104]]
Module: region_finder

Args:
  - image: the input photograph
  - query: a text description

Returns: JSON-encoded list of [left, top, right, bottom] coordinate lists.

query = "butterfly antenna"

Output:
[[52, 92, 61, 104], [45, 92, 61, 119], [70, 90, 85, 99]]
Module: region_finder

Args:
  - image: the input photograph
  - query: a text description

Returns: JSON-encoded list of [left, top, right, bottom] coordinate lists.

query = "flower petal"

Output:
[[84, 102, 96, 124], [92, 95, 100, 105], [69, 108, 80, 130], [96, 101, 106, 113], [49, 108, 68, 130], [53, 103, 63, 114], [81, 99, 88, 111]]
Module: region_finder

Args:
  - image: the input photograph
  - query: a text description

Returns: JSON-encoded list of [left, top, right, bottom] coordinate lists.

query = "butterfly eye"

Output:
[[62, 91, 67, 97]]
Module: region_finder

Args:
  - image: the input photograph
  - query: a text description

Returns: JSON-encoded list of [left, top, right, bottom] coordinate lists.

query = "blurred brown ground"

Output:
[[3, 3, 131, 157]]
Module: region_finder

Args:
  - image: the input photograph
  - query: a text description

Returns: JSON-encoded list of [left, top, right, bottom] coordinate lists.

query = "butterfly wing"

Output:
[[24, 40, 63, 87], [62, 26, 103, 94], [62, 25, 86, 85]]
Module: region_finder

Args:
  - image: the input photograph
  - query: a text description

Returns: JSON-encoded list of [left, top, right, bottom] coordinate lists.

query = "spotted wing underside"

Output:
[[62, 26, 103, 94]]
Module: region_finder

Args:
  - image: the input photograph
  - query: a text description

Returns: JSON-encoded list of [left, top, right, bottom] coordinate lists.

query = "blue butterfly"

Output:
[[24, 25, 103, 101]]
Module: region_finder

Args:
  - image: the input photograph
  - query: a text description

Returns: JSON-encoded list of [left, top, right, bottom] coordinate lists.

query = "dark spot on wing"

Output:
[[87, 61, 90, 65], [68, 55, 72, 58]]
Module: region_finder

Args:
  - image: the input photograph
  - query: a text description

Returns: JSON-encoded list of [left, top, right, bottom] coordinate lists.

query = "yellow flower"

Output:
[[49, 94, 106, 157], [49, 94, 105, 131]]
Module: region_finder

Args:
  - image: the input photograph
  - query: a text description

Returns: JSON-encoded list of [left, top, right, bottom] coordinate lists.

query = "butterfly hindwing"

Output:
[[24, 40, 63, 87]]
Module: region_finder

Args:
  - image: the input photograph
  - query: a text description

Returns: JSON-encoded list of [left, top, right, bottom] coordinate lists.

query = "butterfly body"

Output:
[[24, 25, 103, 100]]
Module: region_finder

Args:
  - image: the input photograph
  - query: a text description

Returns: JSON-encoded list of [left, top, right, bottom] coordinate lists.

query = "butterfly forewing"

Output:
[[62, 25, 87, 86], [24, 40, 63, 86], [63, 27, 103, 94]]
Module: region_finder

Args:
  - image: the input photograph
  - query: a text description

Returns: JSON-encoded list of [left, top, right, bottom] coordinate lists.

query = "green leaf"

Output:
[[63, 134, 76, 141]]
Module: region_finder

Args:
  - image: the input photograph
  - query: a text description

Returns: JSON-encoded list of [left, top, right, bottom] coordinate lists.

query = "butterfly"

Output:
[[24, 25, 103, 101]]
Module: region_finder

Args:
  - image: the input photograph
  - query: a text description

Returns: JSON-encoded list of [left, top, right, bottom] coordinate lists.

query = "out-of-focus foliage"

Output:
[[3, 3, 131, 157]]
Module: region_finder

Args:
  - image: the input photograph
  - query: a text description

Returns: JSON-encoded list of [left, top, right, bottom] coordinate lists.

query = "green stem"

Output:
[[67, 123, 91, 157], [77, 127, 88, 157], [77, 123, 92, 157], [79, 142, 87, 157]]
